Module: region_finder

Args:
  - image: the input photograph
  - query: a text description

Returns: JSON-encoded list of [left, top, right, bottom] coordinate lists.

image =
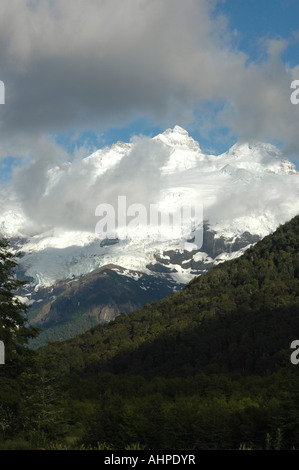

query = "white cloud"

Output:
[[0, 0, 297, 159], [12, 135, 172, 232], [0, 0, 295, 237], [7, 128, 299, 242]]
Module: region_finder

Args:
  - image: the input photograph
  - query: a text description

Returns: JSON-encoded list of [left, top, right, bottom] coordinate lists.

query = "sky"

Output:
[[0, 0, 299, 232]]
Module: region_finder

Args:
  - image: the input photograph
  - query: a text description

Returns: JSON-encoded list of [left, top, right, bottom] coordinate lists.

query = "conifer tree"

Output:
[[0, 238, 38, 374]]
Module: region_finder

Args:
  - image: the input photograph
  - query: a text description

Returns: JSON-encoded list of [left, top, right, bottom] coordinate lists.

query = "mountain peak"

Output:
[[154, 125, 200, 151], [225, 140, 282, 156], [170, 125, 189, 135], [221, 140, 298, 175]]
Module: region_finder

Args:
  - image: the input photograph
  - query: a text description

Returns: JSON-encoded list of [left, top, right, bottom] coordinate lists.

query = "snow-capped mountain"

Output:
[[1, 126, 299, 344], [2, 125, 299, 287]]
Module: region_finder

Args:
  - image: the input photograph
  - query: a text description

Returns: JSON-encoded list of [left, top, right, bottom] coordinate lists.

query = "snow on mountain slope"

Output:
[[1, 125, 299, 291]]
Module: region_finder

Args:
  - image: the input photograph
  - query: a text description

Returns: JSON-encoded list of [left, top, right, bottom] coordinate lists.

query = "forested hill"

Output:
[[39, 215, 299, 378]]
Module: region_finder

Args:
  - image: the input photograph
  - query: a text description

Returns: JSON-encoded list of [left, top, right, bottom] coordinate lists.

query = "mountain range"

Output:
[[40, 212, 299, 377], [36, 213, 299, 450], [1, 126, 299, 346]]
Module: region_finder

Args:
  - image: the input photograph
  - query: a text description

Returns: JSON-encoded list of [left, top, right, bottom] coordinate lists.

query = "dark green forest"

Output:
[[0, 216, 299, 450]]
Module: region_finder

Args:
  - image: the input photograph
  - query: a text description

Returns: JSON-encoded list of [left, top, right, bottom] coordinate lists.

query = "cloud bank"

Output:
[[7, 129, 299, 241], [0, 0, 298, 239], [0, 0, 298, 158], [13, 136, 172, 232]]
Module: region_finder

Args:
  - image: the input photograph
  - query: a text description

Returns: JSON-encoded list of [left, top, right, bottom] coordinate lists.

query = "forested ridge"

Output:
[[39, 214, 299, 378], [0, 216, 299, 449]]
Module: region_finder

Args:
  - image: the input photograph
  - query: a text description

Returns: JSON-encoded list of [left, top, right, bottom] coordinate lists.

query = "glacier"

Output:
[[0, 125, 299, 291]]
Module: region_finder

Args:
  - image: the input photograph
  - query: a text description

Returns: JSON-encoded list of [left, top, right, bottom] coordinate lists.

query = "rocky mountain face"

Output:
[[26, 264, 180, 348], [1, 126, 299, 345]]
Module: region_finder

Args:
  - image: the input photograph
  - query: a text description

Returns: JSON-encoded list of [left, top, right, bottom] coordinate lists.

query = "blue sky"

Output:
[[54, 0, 299, 156], [215, 0, 299, 66], [0, 0, 299, 185]]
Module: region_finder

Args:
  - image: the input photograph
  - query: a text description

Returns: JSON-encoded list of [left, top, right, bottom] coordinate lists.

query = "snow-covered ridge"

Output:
[[154, 125, 201, 151], [219, 141, 297, 175], [0, 126, 298, 288]]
